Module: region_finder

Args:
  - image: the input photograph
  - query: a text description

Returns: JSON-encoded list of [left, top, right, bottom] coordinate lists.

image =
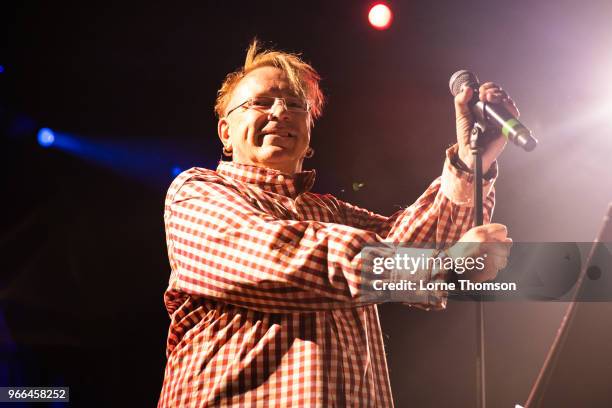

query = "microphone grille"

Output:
[[449, 70, 479, 96]]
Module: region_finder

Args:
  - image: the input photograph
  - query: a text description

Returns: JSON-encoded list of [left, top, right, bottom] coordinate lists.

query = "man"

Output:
[[158, 41, 514, 407]]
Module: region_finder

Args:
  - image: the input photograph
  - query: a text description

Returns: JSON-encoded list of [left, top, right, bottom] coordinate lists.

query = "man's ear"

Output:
[[217, 118, 230, 146]]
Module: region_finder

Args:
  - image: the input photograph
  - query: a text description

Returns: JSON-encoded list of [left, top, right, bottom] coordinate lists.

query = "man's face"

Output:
[[218, 66, 311, 174]]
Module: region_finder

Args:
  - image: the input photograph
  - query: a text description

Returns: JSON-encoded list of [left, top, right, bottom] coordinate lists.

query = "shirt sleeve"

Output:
[[165, 173, 389, 313], [334, 144, 496, 309], [164, 145, 496, 313], [340, 144, 496, 244]]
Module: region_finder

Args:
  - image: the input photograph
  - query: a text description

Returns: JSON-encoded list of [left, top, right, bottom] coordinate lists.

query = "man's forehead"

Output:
[[233, 67, 296, 97]]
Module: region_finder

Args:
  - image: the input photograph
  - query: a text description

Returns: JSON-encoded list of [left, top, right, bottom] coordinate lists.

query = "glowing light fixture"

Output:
[[368, 4, 393, 30], [37, 128, 55, 147]]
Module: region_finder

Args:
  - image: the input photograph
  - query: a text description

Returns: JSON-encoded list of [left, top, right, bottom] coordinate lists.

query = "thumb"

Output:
[[454, 85, 473, 117]]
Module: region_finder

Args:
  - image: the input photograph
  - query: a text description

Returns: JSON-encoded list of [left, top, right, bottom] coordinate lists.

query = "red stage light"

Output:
[[368, 3, 393, 30]]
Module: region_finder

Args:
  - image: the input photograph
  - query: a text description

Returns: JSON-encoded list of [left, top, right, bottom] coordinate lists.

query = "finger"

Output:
[[479, 82, 501, 92], [480, 262, 500, 282], [504, 237, 514, 251], [484, 91, 506, 104], [490, 254, 508, 271], [454, 85, 474, 116], [502, 97, 520, 117], [484, 223, 508, 234], [479, 84, 500, 97], [491, 228, 510, 239], [482, 243, 511, 257], [480, 87, 507, 102], [479, 86, 520, 118], [490, 89, 507, 98], [483, 227, 509, 242], [485, 233, 509, 243], [483, 239, 507, 249]]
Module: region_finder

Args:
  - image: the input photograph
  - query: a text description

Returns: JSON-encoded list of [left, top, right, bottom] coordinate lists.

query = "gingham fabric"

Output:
[[158, 145, 496, 407]]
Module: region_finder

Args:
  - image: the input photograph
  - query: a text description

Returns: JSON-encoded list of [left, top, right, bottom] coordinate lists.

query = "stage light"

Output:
[[0, 65, 5, 74], [368, 3, 393, 30], [37, 128, 55, 147], [31, 127, 207, 187]]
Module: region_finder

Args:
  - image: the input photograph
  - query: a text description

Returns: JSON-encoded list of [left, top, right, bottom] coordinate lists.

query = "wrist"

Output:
[[437, 248, 459, 285], [453, 149, 474, 172], [455, 149, 493, 174]]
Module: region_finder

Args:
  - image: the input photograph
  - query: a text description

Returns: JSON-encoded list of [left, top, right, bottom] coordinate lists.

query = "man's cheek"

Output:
[[244, 127, 259, 146]]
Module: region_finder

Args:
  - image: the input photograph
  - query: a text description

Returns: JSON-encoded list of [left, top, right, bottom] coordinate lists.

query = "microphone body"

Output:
[[449, 70, 537, 152]]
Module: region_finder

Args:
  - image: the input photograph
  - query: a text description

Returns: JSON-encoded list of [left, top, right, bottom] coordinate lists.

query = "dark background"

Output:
[[2, 1, 611, 406]]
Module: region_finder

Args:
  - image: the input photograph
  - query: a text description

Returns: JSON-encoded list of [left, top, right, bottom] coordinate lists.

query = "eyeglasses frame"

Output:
[[225, 96, 310, 118]]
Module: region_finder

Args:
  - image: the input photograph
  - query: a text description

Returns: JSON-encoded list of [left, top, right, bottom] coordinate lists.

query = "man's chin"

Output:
[[256, 147, 299, 168], [259, 145, 292, 158]]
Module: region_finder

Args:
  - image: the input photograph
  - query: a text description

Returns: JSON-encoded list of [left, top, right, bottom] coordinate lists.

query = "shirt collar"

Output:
[[216, 161, 316, 198]]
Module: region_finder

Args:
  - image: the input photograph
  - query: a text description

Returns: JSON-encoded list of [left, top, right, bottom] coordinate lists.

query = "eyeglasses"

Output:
[[225, 96, 310, 117]]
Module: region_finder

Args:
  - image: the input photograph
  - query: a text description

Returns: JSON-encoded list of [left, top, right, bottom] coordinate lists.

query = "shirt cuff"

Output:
[[440, 144, 498, 206], [389, 248, 450, 311]]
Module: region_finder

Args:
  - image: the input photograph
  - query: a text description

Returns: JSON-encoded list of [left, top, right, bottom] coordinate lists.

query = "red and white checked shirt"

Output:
[[158, 145, 496, 407]]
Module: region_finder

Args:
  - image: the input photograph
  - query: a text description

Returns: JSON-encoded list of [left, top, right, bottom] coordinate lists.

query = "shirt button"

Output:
[[277, 175, 285, 182]]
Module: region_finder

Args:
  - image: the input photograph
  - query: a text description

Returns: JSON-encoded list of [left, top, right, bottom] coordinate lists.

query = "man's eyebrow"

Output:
[[253, 86, 283, 94], [253, 90, 300, 98]]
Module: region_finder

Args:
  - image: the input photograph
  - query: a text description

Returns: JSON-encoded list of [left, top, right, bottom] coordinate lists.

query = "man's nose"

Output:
[[268, 98, 290, 120]]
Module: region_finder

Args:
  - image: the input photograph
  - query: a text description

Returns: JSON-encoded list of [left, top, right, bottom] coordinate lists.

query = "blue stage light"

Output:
[[37, 128, 55, 147], [171, 166, 182, 177], [0, 65, 4, 74]]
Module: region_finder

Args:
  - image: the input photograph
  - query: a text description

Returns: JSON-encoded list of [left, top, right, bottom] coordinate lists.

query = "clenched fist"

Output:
[[446, 223, 512, 283]]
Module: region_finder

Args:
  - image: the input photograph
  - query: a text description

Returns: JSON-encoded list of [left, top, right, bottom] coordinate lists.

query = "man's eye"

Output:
[[286, 100, 305, 109], [251, 97, 274, 108]]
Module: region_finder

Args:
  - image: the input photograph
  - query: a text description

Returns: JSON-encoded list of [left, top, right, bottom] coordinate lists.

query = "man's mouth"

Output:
[[261, 130, 294, 138]]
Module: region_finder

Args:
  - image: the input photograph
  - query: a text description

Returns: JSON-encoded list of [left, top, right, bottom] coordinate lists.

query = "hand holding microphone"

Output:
[[450, 70, 537, 173]]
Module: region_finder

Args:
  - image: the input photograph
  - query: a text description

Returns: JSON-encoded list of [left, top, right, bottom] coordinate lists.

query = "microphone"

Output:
[[449, 70, 538, 152]]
